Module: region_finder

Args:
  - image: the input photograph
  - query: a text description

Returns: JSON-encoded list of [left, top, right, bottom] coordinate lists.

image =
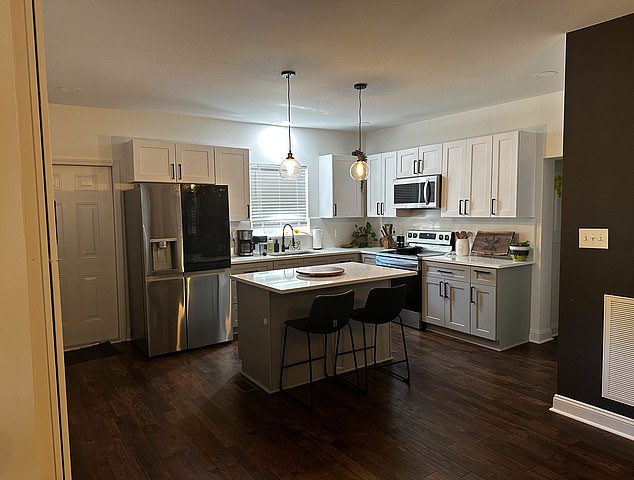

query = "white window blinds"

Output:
[[249, 165, 308, 229]]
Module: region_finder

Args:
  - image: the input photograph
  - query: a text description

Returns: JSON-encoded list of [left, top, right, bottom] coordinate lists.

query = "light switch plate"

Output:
[[579, 228, 609, 249]]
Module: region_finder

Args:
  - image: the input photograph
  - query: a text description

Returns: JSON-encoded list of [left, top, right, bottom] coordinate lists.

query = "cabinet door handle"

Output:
[[169, 163, 175, 180], [333, 204, 337, 217], [381, 202, 385, 215], [177, 163, 183, 180], [470, 286, 475, 304], [418, 159, 423, 174], [459, 199, 463, 215], [444, 282, 449, 298], [491, 198, 496, 216], [464, 199, 469, 215], [439, 281, 444, 298], [247, 204, 250, 219], [376, 202, 380, 215]]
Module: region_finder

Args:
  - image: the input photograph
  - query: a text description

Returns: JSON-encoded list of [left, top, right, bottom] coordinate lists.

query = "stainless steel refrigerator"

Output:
[[124, 183, 232, 357]]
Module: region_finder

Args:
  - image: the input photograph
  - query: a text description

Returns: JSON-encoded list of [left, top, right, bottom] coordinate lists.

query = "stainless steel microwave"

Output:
[[393, 175, 441, 209]]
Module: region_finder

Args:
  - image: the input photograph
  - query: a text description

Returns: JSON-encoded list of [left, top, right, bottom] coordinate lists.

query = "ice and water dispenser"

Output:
[[150, 238, 178, 272]]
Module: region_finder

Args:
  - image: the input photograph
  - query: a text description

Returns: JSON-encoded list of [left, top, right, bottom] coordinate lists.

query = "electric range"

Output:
[[375, 230, 454, 329]]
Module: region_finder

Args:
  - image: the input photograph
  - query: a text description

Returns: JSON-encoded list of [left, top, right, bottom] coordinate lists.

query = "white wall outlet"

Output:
[[579, 228, 609, 249], [334, 229, 339, 238]]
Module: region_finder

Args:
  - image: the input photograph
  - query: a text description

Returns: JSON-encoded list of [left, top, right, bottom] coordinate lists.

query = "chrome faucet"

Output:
[[281, 224, 294, 252]]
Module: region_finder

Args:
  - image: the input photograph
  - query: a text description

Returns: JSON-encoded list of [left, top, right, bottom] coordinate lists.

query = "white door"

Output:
[[53, 165, 119, 348]]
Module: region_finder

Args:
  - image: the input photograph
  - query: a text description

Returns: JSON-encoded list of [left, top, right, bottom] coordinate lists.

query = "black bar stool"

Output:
[[279, 290, 359, 409], [350, 284, 410, 391]]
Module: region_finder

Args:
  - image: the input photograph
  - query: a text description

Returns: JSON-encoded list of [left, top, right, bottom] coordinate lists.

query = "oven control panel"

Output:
[[407, 230, 453, 246]]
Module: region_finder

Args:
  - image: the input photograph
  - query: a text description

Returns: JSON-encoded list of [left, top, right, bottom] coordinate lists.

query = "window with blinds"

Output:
[[249, 165, 308, 230]]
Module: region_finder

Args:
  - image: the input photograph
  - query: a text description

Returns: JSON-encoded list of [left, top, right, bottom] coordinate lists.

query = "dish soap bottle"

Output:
[[274, 239, 280, 253]]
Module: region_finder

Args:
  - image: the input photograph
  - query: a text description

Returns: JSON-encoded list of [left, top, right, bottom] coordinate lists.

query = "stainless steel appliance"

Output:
[[393, 174, 441, 209], [375, 230, 453, 329], [124, 183, 232, 357], [236, 229, 254, 256]]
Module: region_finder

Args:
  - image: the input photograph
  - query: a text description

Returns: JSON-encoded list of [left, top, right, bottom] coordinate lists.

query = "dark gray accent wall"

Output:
[[559, 13, 634, 417]]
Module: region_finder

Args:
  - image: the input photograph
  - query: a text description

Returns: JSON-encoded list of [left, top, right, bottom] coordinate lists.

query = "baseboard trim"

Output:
[[529, 328, 554, 344], [551, 394, 634, 441]]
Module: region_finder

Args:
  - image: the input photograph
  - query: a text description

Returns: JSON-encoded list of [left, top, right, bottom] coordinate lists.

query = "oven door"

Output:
[[390, 273, 423, 329], [375, 254, 423, 329]]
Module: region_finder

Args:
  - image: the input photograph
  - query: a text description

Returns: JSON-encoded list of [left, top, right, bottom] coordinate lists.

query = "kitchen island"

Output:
[[232, 262, 416, 393]]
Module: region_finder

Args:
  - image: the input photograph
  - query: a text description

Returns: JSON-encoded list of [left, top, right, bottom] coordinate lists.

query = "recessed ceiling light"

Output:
[[57, 86, 83, 93], [535, 71, 558, 78]]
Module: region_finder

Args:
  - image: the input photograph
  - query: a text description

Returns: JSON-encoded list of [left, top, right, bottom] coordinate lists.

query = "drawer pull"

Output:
[[473, 270, 491, 275], [438, 269, 454, 275]]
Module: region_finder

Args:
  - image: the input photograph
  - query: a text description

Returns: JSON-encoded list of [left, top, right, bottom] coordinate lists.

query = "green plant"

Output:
[[350, 222, 377, 247], [554, 175, 563, 198]]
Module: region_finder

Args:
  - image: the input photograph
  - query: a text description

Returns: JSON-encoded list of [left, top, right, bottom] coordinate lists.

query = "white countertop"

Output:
[[231, 246, 386, 265], [423, 254, 534, 269], [231, 261, 416, 294]]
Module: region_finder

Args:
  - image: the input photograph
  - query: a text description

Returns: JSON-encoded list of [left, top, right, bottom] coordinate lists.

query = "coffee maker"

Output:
[[236, 229, 253, 256]]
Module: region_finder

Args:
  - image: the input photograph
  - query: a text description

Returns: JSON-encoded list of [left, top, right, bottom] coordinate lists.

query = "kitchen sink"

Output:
[[268, 250, 310, 256]]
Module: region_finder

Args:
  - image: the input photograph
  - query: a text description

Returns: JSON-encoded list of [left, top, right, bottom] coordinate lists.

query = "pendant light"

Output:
[[350, 82, 369, 181], [279, 70, 301, 179]]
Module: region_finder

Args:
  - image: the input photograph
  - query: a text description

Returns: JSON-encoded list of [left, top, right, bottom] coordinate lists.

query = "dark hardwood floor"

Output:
[[65, 327, 634, 479]]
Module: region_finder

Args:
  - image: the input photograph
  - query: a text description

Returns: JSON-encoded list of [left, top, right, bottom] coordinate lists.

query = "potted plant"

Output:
[[350, 222, 377, 248], [508, 240, 530, 262]]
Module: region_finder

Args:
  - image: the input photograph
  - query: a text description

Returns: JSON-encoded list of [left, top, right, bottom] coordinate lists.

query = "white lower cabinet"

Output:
[[423, 261, 531, 350], [424, 263, 470, 333], [470, 283, 496, 340]]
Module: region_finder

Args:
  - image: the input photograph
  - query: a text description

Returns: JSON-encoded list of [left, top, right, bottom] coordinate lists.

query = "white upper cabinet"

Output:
[[396, 148, 418, 178], [441, 139, 467, 217], [367, 151, 397, 217], [215, 147, 250, 221], [319, 154, 364, 218], [123, 140, 250, 221], [126, 139, 177, 183], [465, 135, 493, 217], [443, 135, 492, 218], [396, 144, 442, 178], [418, 143, 443, 175], [125, 139, 215, 184], [176, 143, 215, 183], [442, 131, 535, 218], [491, 131, 536, 218]]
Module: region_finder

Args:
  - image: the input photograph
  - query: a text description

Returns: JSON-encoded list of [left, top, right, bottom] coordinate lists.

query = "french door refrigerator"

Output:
[[124, 183, 232, 357]]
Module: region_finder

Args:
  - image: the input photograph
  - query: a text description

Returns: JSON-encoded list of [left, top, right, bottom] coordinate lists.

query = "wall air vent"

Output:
[[602, 294, 634, 407]]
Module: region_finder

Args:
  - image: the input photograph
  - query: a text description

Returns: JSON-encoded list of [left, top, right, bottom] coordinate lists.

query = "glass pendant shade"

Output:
[[350, 158, 369, 180], [279, 152, 301, 179]]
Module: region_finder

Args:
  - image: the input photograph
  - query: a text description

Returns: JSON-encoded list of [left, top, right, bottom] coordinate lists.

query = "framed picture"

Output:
[[471, 231, 514, 256]]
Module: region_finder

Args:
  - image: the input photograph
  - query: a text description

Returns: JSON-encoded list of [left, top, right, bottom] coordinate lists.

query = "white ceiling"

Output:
[[42, 0, 634, 131]]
